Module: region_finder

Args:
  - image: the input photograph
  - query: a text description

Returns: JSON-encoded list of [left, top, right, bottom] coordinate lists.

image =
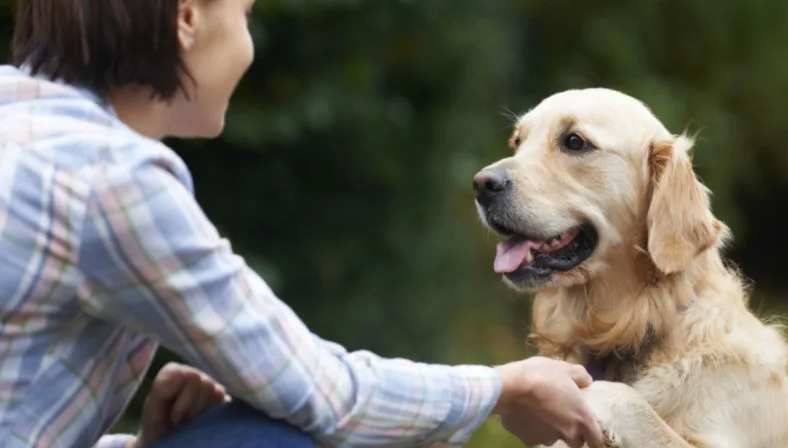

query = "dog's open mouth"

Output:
[[492, 223, 598, 285]]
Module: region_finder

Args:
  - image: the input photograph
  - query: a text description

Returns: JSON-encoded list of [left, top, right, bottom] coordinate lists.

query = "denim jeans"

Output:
[[149, 400, 315, 448]]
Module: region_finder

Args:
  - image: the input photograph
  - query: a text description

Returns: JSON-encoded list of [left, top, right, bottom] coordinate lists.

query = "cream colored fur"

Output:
[[481, 88, 788, 447]]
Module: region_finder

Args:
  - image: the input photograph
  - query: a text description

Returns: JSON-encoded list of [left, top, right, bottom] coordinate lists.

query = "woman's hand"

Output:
[[125, 362, 230, 448], [493, 356, 605, 448]]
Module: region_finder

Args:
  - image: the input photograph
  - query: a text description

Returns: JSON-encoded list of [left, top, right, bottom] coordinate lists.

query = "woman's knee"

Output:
[[150, 400, 315, 448]]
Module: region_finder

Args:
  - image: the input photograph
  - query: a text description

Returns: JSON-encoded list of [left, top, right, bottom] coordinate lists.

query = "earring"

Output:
[[184, 36, 195, 49]]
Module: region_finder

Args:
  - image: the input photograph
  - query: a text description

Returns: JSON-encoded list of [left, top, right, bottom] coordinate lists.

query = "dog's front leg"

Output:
[[542, 381, 694, 448], [579, 381, 692, 448]]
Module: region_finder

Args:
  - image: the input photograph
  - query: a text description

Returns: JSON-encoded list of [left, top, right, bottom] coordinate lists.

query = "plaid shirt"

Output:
[[0, 65, 500, 448]]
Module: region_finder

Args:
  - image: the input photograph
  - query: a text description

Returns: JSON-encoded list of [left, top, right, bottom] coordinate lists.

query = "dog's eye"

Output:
[[563, 133, 586, 151], [509, 134, 521, 149]]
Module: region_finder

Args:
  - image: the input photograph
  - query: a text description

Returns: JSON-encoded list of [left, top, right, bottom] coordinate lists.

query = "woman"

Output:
[[0, 0, 605, 447]]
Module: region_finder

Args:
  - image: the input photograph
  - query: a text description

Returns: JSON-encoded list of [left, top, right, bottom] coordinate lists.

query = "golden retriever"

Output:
[[473, 88, 788, 447]]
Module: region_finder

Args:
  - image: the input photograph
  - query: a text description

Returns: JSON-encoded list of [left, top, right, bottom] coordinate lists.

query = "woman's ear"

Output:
[[646, 134, 728, 275], [177, 0, 200, 50]]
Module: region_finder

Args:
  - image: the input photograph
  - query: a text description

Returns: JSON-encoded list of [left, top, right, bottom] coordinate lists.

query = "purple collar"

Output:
[[585, 355, 608, 381]]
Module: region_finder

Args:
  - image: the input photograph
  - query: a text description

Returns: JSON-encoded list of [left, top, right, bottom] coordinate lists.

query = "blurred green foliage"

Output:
[[3, 0, 788, 446]]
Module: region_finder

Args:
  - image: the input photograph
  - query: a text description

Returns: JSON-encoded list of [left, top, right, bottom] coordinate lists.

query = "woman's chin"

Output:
[[171, 118, 224, 139]]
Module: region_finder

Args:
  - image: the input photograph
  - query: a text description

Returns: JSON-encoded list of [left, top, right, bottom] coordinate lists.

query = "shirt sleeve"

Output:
[[75, 158, 501, 447]]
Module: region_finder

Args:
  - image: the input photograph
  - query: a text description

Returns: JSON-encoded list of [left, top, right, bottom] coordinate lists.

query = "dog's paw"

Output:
[[582, 381, 643, 447], [603, 428, 621, 447], [538, 430, 620, 448]]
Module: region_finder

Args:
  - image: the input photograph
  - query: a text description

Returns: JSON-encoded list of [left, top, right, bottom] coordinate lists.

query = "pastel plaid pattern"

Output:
[[0, 65, 500, 448]]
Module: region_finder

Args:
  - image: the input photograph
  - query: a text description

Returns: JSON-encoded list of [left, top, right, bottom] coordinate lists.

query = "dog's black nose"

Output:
[[473, 169, 510, 205]]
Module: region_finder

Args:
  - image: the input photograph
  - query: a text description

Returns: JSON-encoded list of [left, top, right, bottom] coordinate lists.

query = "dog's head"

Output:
[[475, 88, 727, 290]]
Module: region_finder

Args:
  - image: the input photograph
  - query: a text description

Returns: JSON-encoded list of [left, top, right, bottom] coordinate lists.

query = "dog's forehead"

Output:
[[517, 88, 665, 137]]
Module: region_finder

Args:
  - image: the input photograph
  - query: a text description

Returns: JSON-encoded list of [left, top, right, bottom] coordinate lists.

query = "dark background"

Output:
[[3, 1, 788, 445]]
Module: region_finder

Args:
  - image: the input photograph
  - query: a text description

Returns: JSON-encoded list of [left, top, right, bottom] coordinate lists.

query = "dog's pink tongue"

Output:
[[494, 239, 543, 274]]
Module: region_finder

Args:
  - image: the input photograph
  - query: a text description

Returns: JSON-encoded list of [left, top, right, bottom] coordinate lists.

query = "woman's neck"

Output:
[[107, 85, 173, 140]]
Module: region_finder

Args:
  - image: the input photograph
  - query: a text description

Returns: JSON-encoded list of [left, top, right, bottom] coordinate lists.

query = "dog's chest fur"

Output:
[[585, 319, 788, 447]]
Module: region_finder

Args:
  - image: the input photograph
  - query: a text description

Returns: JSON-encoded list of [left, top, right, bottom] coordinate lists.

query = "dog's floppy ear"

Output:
[[646, 134, 727, 275]]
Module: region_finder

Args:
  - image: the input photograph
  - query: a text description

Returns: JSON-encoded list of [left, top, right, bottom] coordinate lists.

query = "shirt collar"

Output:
[[18, 62, 118, 118]]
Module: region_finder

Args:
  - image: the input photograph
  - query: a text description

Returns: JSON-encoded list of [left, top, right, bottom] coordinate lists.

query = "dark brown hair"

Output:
[[11, 0, 189, 99]]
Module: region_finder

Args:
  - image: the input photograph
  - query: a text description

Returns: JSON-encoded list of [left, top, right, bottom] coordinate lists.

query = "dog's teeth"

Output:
[[523, 250, 534, 264]]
